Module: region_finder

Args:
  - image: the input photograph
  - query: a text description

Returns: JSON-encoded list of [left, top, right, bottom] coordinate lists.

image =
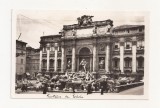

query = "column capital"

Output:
[[54, 43, 59, 50], [92, 39, 97, 46], [93, 42, 97, 46], [61, 41, 65, 48], [61, 44, 65, 48], [47, 47, 50, 50], [71, 40, 76, 46], [46, 43, 50, 48]]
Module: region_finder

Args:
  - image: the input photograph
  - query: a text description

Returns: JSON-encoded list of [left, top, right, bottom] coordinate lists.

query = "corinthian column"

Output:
[[72, 42, 76, 72], [61, 44, 65, 73], [132, 41, 137, 73], [105, 43, 110, 73], [39, 48, 42, 72], [54, 43, 58, 72], [93, 41, 97, 72], [46, 44, 50, 72], [120, 42, 124, 74]]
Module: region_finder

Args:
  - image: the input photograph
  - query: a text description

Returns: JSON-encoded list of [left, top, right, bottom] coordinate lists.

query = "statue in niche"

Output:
[[67, 59, 71, 69], [99, 58, 105, 69], [80, 59, 87, 72]]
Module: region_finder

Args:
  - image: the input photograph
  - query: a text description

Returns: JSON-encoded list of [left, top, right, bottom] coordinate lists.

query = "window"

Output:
[[139, 28, 142, 32], [115, 60, 118, 68], [114, 43, 119, 50], [126, 44, 130, 49], [50, 60, 54, 67], [115, 45, 118, 49], [137, 41, 144, 49], [58, 59, 61, 68], [124, 58, 131, 67], [42, 60, 47, 68], [21, 59, 23, 64], [113, 58, 119, 68], [125, 42, 131, 50], [138, 57, 144, 68]]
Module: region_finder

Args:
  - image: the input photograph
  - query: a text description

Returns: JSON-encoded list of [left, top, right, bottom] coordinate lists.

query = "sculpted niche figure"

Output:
[[80, 59, 87, 72], [67, 59, 71, 69], [99, 58, 105, 69]]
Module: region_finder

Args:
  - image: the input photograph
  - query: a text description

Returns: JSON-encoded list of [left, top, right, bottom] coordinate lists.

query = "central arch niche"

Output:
[[78, 47, 92, 72], [79, 47, 91, 55]]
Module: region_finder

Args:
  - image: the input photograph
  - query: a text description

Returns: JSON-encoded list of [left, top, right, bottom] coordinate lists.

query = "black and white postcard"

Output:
[[11, 10, 149, 99]]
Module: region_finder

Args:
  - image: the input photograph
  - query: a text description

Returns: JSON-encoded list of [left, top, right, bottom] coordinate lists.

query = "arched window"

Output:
[[42, 60, 47, 68], [79, 47, 90, 55], [137, 57, 144, 68], [58, 59, 61, 68], [113, 58, 120, 68], [50, 59, 54, 68], [124, 57, 132, 67]]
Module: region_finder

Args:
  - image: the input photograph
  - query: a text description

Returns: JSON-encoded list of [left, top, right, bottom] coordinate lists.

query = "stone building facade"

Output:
[[38, 15, 144, 79], [16, 40, 27, 80], [26, 46, 40, 77]]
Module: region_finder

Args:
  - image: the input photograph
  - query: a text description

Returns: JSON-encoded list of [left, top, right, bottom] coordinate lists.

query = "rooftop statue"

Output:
[[77, 15, 94, 26]]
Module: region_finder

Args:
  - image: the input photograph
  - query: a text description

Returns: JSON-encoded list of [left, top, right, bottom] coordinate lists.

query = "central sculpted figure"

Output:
[[80, 59, 87, 72]]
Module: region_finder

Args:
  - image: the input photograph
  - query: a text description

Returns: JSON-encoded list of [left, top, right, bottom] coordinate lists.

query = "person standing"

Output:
[[43, 83, 48, 94], [100, 85, 104, 95], [100, 80, 106, 95], [87, 83, 92, 95], [72, 84, 75, 93]]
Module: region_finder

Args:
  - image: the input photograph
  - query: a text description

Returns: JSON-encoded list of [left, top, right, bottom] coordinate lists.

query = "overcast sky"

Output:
[[15, 10, 145, 48]]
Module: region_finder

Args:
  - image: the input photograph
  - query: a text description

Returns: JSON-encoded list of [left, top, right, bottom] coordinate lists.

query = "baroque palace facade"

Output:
[[39, 15, 144, 79]]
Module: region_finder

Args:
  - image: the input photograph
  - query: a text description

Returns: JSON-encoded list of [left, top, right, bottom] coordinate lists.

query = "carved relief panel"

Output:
[[98, 43, 105, 54], [66, 47, 72, 55]]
